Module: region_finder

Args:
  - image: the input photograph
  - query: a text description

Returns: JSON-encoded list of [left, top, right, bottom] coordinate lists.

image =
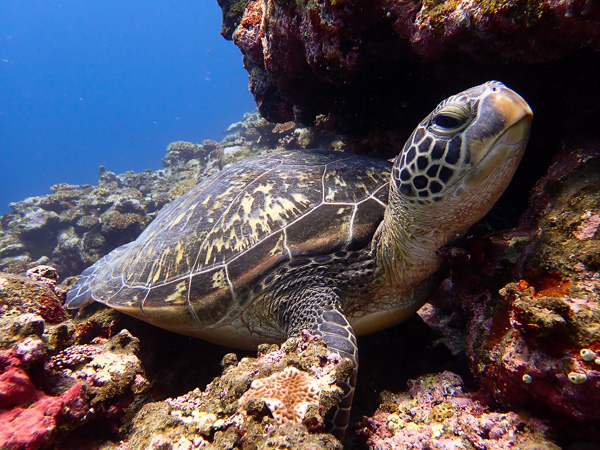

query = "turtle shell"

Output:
[[67, 150, 391, 342]]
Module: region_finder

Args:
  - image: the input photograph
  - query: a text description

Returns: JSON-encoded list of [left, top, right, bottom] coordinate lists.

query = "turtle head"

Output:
[[389, 80, 532, 239]]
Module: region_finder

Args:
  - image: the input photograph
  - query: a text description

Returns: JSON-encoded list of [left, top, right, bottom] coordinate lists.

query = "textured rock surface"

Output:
[[470, 145, 600, 421], [0, 268, 152, 449], [127, 332, 344, 449], [219, 0, 599, 166], [358, 371, 559, 449], [426, 142, 600, 444]]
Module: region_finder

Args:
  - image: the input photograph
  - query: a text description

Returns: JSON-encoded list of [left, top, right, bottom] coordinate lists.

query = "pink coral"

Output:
[[572, 211, 600, 240], [468, 282, 600, 422], [46, 344, 102, 373], [0, 349, 89, 449]]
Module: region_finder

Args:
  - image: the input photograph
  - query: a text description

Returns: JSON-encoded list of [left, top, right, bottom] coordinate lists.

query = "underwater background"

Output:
[[0, 0, 255, 214], [0, 0, 599, 448]]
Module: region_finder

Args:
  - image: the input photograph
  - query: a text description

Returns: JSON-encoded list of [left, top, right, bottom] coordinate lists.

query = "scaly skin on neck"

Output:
[[351, 191, 452, 336], [375, 187, 452, 292]]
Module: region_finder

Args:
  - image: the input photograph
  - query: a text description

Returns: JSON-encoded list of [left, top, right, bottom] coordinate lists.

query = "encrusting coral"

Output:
[[239, 366, 321, 424]]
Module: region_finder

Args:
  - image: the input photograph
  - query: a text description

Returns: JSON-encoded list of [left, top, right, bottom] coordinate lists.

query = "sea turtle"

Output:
[[66, 81, 532, 437]]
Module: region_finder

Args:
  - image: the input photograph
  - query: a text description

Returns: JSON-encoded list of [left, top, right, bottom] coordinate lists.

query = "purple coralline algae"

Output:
[[358, 371, 559, 449]]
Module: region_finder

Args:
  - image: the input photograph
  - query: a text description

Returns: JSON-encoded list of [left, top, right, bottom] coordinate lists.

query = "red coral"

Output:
[[0, 350, 89, 449], [37, 293, 67, 324], [0, 356, 41, 409], [521, 269, 572, 299], [233, 0, 265, 65]]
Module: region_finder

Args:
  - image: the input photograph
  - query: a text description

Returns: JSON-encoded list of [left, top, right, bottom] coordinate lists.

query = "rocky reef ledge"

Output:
[[217, 0, 599, 158]]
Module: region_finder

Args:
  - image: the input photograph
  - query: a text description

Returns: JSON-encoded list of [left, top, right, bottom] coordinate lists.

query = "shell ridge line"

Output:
[[129, 258, 245, 290], [348, 204, 358, 245], [185, 271, 204, 326], [223, 262, 235, 300], [282, 226, 293, 260], [146, 244, 171, 286], [139, 286, 153, 320], [203, 262, 236, 331], [369, 183, 390, 207], [321, 161, 327, 204]]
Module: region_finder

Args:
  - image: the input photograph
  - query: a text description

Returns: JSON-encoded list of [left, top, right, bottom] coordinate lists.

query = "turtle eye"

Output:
[[433, 114, 462, 129], [429, 103, 472, 135]]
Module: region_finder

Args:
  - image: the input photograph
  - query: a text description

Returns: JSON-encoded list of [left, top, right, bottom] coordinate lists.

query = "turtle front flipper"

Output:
[[282, 286, 358, 440]]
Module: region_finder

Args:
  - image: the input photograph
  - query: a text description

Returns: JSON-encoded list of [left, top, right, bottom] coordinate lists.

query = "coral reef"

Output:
[[358, 371, 559, 449], [0, 111, 342, 279], [0, 272, 67, 329], [0, 268, 152, 449], [426, 142, 600, 443], [127, 332, 344, 449], [0, 357, 87, 450], [239, 366, 321, 424]]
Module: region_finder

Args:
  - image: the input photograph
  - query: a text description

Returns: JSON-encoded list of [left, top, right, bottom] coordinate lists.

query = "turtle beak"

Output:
[[493, 86, 533, 131], [462, 86, 533, 189]]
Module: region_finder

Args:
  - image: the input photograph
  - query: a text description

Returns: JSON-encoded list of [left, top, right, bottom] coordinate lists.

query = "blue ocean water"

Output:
[[0, 1, 256, 215]]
